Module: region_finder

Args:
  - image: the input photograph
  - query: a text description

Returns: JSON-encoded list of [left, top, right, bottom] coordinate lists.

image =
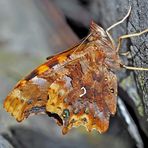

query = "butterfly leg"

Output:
[[117, 29, 148, 71], [116, 29, 148, 71], [121, 64, 148, 71], [119, 51, 130, 57], [116, 28, 148, 52]]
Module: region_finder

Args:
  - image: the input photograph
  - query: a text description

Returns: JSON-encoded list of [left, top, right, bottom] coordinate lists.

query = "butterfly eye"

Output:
[[62, 109, 70, 119]]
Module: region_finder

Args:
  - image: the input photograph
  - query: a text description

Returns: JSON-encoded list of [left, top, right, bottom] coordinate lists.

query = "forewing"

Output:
[[3, 42, 86, 122]]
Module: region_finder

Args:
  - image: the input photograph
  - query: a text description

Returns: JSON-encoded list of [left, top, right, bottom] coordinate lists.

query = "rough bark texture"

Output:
[[129, 0, 148, 138], [0, 136, 14, 148], [96, 0, 148, 137]]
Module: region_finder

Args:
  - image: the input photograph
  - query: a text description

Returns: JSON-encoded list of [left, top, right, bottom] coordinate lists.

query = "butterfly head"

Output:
[[89, 21, 114, 45], [90, 21, 106, 36]]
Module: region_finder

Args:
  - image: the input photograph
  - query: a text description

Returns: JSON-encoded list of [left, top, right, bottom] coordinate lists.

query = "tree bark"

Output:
[[96, 0, 148, 138]]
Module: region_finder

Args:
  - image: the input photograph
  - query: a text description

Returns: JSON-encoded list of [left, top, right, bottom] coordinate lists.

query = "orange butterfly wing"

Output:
[[3, 43, 86, 122], [4, 22, 120, 134], [46, 53, 117, 134]]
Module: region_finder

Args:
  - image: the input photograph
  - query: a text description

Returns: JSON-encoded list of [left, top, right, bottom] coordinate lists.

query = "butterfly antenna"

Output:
[[72, 32, 92, 55], [46, 34, 92, 60], [106, 6, 131, 44], [106, 6, 131, 33]]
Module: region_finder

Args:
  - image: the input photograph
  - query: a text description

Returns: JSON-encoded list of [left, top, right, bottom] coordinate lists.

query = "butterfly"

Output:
[[3, 7, 148, 134]]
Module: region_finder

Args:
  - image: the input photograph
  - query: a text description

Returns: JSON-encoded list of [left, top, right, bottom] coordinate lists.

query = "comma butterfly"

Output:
[[3, 7, 148, 134]]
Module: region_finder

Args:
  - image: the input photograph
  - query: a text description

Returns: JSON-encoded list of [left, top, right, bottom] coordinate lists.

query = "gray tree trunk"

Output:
[[97, 0, 148, 137]]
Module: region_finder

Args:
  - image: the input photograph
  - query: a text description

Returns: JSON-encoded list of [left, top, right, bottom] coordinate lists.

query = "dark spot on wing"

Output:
[[25, 69, 38, 81], [46, 58, 59, 68], [27, 99, 33, 105], [92, 73, 102, 82], [46, 111, 63, 125], [46, 55, 54, 60], [110, 88, 114, 93], [24, 106, 46, 117], [29, 106, 45, 113]]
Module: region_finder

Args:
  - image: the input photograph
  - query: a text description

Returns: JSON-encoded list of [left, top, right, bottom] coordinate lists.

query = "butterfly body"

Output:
[[4, 22, 121, 134]]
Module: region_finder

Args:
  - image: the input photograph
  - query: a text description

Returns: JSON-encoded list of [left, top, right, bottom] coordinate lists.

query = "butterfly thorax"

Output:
[[87, 22, 122, 71]]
